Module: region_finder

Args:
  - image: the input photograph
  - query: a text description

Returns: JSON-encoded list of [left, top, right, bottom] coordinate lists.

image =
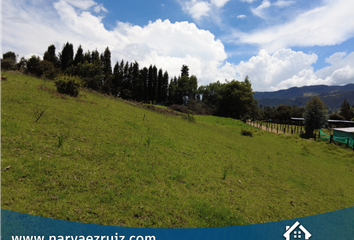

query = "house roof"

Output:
[[328, 120, 354, 123], [333, 127, 354, 133], [291, 118, 304, 121]]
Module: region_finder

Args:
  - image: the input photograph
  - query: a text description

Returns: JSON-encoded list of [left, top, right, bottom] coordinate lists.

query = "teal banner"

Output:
[[2, 207, 354, 240]]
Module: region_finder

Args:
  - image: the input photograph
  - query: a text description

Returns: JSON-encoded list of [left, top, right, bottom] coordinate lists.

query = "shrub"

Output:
[[168, 104, 189, 114], [241, 129, 253, 137], [55, 75, 82, 97], [182, 111, 196, 123]]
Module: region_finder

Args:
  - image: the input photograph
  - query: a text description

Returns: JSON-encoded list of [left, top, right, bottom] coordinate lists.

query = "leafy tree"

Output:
[[198, 81, 223, 111], [339, 98, 353, 120], [17, 57, 27, 71], [329, 112, 345, 120], [263, 106, 277, 120], [292, 105, 305, 118], [3, 51, 16, 61], [276, 104, 292, 122], [40, 60, 57, 79], [217, 76, 255, 120], [43, 45, 59, 68], [304, 96, 327, 135], [26, 55, 43, 76], [1, 51, 17, 70]]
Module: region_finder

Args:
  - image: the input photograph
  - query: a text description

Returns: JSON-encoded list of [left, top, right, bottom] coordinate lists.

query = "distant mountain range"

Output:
[[254, 83, 354, 112]]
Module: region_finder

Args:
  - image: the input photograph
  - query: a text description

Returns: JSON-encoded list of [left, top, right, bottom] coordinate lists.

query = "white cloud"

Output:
[[237, 15, 247, 19], [113, 19, 228, 84], [251, 0, 271, 18], [2, 0, 353, 92], [2, 0, 229, 86], [183, 0, 211, 20], [234, 49, 354, 91], [273, 0, 295, 8], [63, 0, 97, 10], [93, 4, 108, 13], [230, 0, 354, 52], [181, 0, 230, 23], [239, 0, 257, 3], [210, 0, 230, 8]]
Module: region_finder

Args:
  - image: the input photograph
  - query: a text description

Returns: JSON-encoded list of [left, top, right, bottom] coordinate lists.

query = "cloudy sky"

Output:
[[2, 0, 354, 91]]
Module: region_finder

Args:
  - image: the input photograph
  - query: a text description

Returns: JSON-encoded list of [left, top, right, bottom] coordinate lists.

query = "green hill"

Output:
[[1, 72, 354, 228]]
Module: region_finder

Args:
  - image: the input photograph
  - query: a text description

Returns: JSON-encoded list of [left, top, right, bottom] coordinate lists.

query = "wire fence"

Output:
[[248, 120, 354, 150], [249, 120, 306, 135]]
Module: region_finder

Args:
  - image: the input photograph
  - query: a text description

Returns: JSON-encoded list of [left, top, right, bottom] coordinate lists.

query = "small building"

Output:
[[333, 127, 354, 139], [291, 117, 304, 126], [328, 120, 354, 128]]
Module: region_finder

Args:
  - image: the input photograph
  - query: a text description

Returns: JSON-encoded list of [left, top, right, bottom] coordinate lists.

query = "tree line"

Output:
[[1, 43, 258, 120]]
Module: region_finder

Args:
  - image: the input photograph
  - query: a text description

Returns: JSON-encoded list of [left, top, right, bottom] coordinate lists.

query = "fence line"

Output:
[[319, 129, 354, 150], [249, 120, 306, 135]]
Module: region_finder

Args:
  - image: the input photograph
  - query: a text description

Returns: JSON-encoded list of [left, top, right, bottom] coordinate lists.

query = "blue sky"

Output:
[[2, 0, 354, 91]]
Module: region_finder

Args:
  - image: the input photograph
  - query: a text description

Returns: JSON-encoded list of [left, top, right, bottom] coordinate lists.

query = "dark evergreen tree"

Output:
[[340, 98, 353, 120], [181, 64, 189, 77], [83, 50, 91, 63], [162, 71, 169, 104], [148, 65, 153, 102], [131, 61, 141, 101], [304, 96, 327, 135], [43, 45, 58, 68], [112, 61, 121, 97], [140, 67, 149, 102], [151, 65, 158, 103], [60, 42, 74, 71], [91, 49, 100, 62], [74, 45, 84, 66], [101, 47, 112, 77], [157, 68, 164, 103], [189, 75, 198, 101]]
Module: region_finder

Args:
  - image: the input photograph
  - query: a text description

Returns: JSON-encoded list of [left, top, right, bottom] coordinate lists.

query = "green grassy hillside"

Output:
[[1, 72, 354, 228]]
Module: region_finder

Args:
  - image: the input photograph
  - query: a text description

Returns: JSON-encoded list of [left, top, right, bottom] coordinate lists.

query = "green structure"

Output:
[[333, 127, 354, 148], [319, 127, 354, 148]]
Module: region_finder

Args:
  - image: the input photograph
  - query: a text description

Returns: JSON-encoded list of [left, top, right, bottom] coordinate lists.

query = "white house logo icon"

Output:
[[283, 221, 312, 240]]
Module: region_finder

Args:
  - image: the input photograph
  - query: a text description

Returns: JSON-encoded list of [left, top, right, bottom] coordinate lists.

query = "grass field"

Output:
[[1, 72, 354, 228]]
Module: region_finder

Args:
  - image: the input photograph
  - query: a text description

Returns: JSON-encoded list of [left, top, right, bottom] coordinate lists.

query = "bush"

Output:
[[55, 75, 82, 97], [182, 111, 196, 123], [241, 129, 253, 137], [168, 104, 189, 114], [40, 60, 58, 80]]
